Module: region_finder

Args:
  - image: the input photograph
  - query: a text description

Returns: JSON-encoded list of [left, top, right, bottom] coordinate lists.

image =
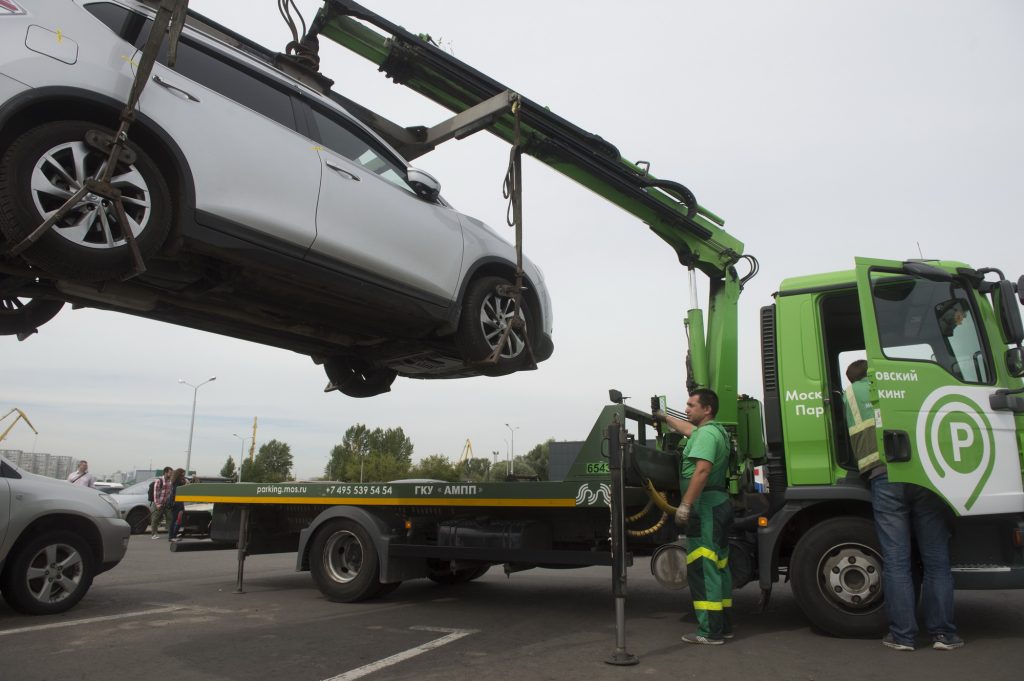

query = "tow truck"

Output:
[[29, 0, 1024, 654]]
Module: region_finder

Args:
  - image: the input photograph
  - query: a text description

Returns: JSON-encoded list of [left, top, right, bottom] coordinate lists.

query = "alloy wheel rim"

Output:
[[30, 139, 152, 249], [479, 291, 525, 358], [25, 542, 84, 605]]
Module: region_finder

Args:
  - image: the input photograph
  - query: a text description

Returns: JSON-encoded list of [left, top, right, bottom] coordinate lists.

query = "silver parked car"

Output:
[[0, 0, 553, 397], [0, 454, 130, 615]]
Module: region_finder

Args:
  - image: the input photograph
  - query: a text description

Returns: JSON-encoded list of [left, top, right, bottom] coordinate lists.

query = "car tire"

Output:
[[126, 507, 152, 535], [309, 519, 381, 602], [323, 357, 397, 398], [456, 275, 536, 376], [0, 529, 96, 615], [0, 279, 64, 336], [0, 120, 172, 282], [789, 516, 888, 638]]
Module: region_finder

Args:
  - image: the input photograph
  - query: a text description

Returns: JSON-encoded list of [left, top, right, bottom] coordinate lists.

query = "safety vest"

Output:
[[842, 378, 883, 474]]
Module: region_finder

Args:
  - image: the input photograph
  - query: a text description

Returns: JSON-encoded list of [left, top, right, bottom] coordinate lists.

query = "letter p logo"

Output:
[[949, 422, 974, 463]]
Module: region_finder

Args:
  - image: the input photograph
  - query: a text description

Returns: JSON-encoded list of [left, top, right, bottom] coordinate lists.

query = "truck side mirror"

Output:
[[609, 389, 624, 404], [1018, 275, 1024, 305], [1006, 347, 1024, 378], [995, 280, 1024, 345]]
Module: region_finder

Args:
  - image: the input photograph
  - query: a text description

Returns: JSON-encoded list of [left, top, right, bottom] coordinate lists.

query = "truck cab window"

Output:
[[869, 273, 991, 384]]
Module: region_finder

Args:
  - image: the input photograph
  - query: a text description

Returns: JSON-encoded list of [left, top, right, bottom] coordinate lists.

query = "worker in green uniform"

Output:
[[654, 388, 733, 645]]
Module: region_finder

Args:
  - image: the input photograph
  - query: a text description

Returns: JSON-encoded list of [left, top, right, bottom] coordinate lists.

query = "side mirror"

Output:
[[904, 261, 953, 282], [609, 389, 624, 404], [1018, 275, 1024, 305], [407, 167, 441, 201], [995, 280, 1024, 344], [1005, 347, 1024, 378]]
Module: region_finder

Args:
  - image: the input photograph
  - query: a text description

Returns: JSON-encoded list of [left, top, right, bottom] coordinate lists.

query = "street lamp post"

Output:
[[505, 423, 519, 476], [179, 376, 216, 479], [232, 433, 251, 483]]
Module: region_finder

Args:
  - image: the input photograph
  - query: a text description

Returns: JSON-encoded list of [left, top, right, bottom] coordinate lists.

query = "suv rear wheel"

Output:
[[0, 120, 171, 282]]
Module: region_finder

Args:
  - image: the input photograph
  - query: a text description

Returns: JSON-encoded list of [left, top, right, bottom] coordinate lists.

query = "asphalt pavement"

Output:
[[1, 534, 1022, 681]]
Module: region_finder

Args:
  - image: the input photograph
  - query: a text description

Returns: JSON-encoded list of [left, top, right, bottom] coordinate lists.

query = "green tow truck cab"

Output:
[[747, 258, 1024, 636]]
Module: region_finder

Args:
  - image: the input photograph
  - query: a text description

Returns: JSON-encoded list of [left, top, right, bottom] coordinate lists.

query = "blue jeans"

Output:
[[871, 473, 956, 644]]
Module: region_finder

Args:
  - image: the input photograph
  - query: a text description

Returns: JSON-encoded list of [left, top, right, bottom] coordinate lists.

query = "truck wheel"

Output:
[[309, 519, 381, 602], [0, 530, 96, 615], [456, 275, 535, 376], [0, 120, 171, 282], [790, 516, 887, 637], [126, 508, 151, 535]]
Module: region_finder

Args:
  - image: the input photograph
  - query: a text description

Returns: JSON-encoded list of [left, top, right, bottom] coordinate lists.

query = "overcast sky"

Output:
[[2, 0, 1022, 480]]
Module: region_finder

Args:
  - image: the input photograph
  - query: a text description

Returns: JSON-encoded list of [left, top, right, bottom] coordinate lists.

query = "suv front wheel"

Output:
[[0, 529, 96, 615], [457, 275, 536, 376], [0, 120, 171, 282]]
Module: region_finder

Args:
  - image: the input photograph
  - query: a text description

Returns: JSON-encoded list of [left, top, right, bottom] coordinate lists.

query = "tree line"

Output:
[[219, 425, 552, 483]]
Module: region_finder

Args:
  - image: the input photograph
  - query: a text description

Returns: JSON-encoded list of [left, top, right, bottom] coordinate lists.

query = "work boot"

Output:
[[681, 633, 724, 645]]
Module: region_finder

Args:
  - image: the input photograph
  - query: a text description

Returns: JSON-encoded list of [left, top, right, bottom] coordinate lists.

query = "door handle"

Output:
[[152, 75, 200, 102], [882, 430, 912, 463], [325, 161, 361, 181]]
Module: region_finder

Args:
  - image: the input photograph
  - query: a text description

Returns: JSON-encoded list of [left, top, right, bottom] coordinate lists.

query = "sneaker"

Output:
[[723, 632, 735, 640], [932, 634, 964, 650], [151, 534, 160, 539], [681, 633, 725, 646], [882, 633, 915, 651]]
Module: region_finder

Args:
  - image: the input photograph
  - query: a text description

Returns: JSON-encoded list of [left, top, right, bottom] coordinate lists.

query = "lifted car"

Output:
[[0, 0, 554, 397]]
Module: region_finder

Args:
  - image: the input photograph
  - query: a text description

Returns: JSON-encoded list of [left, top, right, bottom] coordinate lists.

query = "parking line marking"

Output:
[[0, 605, 185, 637], [322, 626, 478, 681]]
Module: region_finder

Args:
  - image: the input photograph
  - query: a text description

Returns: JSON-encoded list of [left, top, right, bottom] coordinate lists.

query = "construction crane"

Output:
[[0, 408, 38, 444], [458, 439, 473, 466]]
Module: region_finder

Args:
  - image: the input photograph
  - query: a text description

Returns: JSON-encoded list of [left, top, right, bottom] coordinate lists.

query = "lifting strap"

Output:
[[484, 95, 537, 368]]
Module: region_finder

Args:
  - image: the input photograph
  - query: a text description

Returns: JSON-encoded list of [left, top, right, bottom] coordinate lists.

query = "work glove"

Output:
[[674, 502, 691, 526]]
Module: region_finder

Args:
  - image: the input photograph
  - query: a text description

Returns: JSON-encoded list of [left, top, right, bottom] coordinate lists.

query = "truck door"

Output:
[[854, 257, 1024, 516]]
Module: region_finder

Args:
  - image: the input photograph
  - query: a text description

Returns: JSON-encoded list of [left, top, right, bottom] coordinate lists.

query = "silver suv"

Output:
[[0, 1, 553, 397], [0, 455, 130, 615]]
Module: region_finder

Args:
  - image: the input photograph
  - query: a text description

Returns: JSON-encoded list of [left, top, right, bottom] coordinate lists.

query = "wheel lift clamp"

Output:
[[8, 0, 191, 281]]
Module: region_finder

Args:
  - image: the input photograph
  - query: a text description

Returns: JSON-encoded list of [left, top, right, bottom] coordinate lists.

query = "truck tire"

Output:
[[0, 530, 96, 615], [789, 516, 887, 638], [309, 519, 381, 602]]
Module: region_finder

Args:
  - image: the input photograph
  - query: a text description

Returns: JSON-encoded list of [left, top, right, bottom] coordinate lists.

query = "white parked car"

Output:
[[0, 0, 554, 397], [0, 454, 130, 615], [113, 477, 214, 537]]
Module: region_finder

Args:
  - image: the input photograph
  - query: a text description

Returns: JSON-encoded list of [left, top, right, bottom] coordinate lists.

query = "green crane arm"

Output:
[[311, 0, 744, 283]]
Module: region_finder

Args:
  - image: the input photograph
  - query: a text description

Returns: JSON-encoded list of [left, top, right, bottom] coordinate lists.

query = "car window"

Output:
[[308, 108, 415, 194], [85, 2, 296, 129]]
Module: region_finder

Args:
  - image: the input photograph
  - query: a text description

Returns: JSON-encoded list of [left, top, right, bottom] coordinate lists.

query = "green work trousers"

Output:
[[686, 490, 733, 639]]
